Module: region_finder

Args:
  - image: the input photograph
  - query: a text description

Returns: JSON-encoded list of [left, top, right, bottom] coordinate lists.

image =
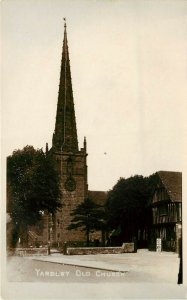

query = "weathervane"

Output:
[[63, 17, 67, 28]]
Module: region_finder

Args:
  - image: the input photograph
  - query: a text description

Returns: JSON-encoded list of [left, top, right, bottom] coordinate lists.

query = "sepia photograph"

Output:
[[1, 0, 187, 299]]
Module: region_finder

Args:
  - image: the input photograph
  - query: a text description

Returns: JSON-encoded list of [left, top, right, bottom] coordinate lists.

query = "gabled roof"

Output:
[[157, 171, 182, 202], [88, 191, 108, 206]]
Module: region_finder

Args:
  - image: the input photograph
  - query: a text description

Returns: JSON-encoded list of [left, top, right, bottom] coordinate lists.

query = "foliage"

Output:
[[68, 197, 105, 246], [7, 145, 61, 246], [106, 174, 157, 244]]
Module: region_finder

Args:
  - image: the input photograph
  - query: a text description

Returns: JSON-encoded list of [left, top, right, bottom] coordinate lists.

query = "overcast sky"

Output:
[[2, 0, 187, 191]]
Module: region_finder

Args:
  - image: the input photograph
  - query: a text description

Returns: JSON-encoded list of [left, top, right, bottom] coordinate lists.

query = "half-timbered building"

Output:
[[151, 171, 182, 252]]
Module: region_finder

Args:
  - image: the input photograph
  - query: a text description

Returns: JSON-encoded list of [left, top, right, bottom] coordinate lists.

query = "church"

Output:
[[28, 21, 107, 247]]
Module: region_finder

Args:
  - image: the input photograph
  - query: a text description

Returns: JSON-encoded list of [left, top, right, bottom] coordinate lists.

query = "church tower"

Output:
[[51, 21, 88, 244]]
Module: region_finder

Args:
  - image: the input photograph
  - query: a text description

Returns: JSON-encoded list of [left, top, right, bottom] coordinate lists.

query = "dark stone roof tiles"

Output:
[[157, 171, 182, 202], [88, 190, 108, 206]]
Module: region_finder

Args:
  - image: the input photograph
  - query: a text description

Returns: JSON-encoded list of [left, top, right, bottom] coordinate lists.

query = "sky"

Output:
[[2, 0, 187, 191]]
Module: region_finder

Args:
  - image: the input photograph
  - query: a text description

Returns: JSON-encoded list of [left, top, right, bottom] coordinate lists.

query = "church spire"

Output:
[[52, 20, 78, 152]]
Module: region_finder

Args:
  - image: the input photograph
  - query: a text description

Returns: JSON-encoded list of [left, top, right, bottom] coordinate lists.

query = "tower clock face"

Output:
[[65, 177, 76, 192]]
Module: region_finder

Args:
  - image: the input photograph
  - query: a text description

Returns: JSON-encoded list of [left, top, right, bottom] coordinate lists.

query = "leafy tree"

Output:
[[7, 145, 61, 247], [68, 197, 105, 246], [106, 175, 157, 245]]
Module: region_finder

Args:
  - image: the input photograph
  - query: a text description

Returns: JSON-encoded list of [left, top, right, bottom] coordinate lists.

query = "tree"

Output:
[[7, 145, 61, 247], [106, 175, 156, 246], [68, 197, 105, 246]]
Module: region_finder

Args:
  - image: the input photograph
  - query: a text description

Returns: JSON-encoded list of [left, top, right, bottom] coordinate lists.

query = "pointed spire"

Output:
[[46, 142, 49, 154], [84, 136, 87, 151], [52, 20, 78, 153]]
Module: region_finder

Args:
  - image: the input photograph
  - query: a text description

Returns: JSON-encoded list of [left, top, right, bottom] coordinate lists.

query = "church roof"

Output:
[[88, 190, 108, 206], [157, 171, 182, 202]]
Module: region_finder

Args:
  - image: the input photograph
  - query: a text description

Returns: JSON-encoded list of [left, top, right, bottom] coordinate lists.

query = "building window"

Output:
[[159, 205, 167, 216]]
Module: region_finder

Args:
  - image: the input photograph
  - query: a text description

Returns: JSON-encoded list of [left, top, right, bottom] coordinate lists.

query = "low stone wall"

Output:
[[9, 247, 48, 256], [122, 242, 135, 253], [66, 243, 134, 255]]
